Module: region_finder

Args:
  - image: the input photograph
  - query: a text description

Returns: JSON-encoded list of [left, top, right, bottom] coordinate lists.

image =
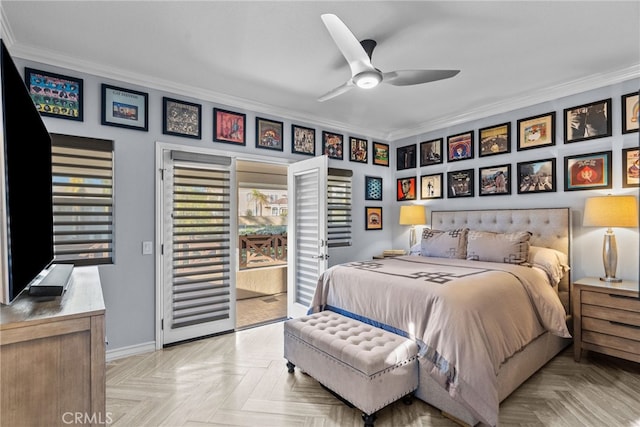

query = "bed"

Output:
[[308, 208, 573, 427]]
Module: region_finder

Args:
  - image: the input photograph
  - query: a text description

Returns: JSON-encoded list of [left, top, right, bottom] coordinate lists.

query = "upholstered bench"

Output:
[[283, 311, 419, 426]]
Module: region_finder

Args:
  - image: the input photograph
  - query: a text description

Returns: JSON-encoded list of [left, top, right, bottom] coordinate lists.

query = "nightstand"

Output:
[[572, 277, 640, 363]]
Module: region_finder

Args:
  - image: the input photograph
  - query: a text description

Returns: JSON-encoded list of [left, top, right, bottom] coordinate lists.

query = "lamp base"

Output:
[[599, 276, 623, 283]]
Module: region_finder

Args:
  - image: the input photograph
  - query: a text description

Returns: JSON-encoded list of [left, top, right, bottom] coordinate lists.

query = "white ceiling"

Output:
[[1, 1, 639, 141]]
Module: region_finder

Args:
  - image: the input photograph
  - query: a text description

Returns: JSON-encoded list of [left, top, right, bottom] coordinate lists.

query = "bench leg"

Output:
[[362, 412, 376, 427], [402, 392, 414, 405], [286, 361, 295, 373]]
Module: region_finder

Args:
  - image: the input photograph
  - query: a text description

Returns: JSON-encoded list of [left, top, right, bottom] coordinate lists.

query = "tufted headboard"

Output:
[[431, 208, 572, 314]]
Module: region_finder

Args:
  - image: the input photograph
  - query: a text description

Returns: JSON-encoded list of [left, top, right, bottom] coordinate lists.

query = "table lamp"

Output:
[[399, 205, 427, 248], [583, 195, 638, 282]]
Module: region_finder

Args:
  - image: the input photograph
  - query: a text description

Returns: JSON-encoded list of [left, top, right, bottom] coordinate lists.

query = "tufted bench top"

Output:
[[285, 311, 418, 377]]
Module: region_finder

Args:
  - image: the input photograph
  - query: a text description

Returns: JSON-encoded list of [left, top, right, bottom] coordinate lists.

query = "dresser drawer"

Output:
[[582, 290, 640, 312], [582, 330, 640, 355], [582, 316, 640, 342], [582, 304, 640, 328]]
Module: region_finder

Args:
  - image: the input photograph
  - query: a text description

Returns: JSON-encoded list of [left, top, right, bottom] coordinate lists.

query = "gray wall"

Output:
[[12, 55, 639, 354]]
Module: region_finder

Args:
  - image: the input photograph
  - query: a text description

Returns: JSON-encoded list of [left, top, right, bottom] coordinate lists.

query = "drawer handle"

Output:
[[609, 320, 640, 330], [608, 293, 639, 301]]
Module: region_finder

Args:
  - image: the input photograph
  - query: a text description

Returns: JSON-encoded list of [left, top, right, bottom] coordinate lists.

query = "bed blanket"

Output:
[[308, 256, 571, 427]]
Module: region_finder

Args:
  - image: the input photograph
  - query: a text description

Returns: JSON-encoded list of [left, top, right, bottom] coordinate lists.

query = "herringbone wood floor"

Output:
[[106, 321, 640, 427]]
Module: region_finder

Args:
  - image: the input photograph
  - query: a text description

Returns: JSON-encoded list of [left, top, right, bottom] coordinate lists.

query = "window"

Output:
[[50, 134, 114, 265], [327, 168, 352, 248]]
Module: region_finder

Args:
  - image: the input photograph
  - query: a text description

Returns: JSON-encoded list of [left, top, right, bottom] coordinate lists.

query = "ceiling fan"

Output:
[[318, 13, 460, 102]]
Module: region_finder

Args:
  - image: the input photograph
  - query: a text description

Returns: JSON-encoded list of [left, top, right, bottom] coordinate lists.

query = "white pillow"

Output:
[[420, 228, 469, 259], [466, 230, 532, 264], [528, 246, 570, 285]]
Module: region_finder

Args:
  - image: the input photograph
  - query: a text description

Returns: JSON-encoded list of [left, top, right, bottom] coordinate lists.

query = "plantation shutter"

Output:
[[327, 168, 352, 248], [169, 155, 232, 329], [50, 134, 114, 265]]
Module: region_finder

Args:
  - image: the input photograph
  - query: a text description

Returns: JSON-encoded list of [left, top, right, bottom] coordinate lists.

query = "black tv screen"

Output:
[[1, 39, 54, 304]]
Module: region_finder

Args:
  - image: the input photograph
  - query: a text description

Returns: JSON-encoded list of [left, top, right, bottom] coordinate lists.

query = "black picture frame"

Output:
[[323, 131, 343, 160], [349, 137, 368, 163], [256, 117, 284, 151], [101, 84, 148, 131], [365, 207, 383, 230], [622, 147, 639, 188], [478, 122, 510, 157], [479, 164, 511, 196], [516, 158, 556, 194], [213, 107, 246, 145], [25, 67, 83, 121], [447, 169, 474, 198], [517, 112, 555, 151], [162, 97, 201, 139], [397, 176, 417, 201], [420, 138, 443, 166], [365, 176, 383, 201], [564, 98, 612, 144], [420, 173, 443, 200], [397, 144, 417, 170], [372, 142, 390, 166], [447, 131, 474, 162], [564, 151, 612, 191], [291, 124, 315, 156], [622, 92, 639, 134]]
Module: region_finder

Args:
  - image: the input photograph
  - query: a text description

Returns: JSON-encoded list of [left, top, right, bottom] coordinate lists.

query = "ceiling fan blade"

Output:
[[382, 69, 460, 86], [317, 80, 355, 102], [321, 14, 375, 77]]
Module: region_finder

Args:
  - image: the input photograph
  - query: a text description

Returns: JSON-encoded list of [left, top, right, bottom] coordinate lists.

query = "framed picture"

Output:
[[564, 98, 612, 143], [25, 67, 83, 121], [420, 138, 443, 166], [516, 158, 556, 194], [622, 92, 639, 134], [373, 142, 390, 166], [517, 112, 555, 151], [365, 207, 383, 230], [622, 147, 640, 187], [101, 84, 148, 131], [564, 151, 612, 191], [349, 137, 368, 163], [420, 173, 443, 200], [397, 177, 417, 201], [479, 122, 510, 157], [323, 131, 343, 159], [447, 169, 474, 198], [397, 144, 417, 170], [162, 97, 201, 139], [479, 164, 511, 196], [291, 124, 315, 156], [365, 176, 383, 201], [447, 131, 474, 162], [256, 117, 284, 151], [214, 108, 246, 145]]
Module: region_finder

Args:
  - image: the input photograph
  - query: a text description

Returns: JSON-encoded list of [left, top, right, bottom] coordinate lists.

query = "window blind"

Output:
[[327, 168, 352, 248], [50, 134, 114, 265]]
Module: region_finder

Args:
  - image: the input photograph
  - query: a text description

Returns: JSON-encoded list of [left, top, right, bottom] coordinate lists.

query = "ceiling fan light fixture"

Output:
[[353, 70, 382, 89]]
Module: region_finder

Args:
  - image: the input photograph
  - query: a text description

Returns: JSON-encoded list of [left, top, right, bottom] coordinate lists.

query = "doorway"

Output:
[[236, 160, 288, 329]]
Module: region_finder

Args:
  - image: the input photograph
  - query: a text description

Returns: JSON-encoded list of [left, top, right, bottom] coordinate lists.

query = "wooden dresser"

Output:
[[0, 266, 106, 426], [572, 277, 640, 363]]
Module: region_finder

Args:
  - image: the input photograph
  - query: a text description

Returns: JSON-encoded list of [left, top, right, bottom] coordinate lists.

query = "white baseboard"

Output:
[[106, 341, 156, 362]]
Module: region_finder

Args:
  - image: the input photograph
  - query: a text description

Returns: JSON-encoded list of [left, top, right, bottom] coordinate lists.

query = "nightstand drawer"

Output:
[[582, 316, 640, 342], [582, 330, 640, 355], [582, 304, 640, 328], [582, 290, 640, 312]]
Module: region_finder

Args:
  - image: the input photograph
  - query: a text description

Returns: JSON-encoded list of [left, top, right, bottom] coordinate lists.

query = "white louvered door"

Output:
[[287, 155, 328, 319], [161, 150, 236, 345]]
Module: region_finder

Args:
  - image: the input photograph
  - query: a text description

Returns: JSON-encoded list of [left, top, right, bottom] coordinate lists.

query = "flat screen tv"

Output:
[[0, 39, 55, 304]]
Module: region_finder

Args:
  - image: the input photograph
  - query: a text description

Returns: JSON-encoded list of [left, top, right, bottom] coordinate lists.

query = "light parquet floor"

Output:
[[106, 321, 640, 427]]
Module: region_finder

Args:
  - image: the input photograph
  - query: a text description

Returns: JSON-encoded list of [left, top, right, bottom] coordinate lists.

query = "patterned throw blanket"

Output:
[[309, 256, 570, 427]]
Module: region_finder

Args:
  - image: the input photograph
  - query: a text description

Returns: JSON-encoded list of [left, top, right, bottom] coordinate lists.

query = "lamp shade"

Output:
[[583, 195, 639, 227], [399, 205, 427, 225]]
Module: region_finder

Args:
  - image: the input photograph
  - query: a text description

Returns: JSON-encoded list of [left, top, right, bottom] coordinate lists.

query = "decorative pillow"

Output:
[[529, 246, 570, 285], [420, 228, 469, 259], [466, 230, 532, 264], [409, 243, 422, 256]]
